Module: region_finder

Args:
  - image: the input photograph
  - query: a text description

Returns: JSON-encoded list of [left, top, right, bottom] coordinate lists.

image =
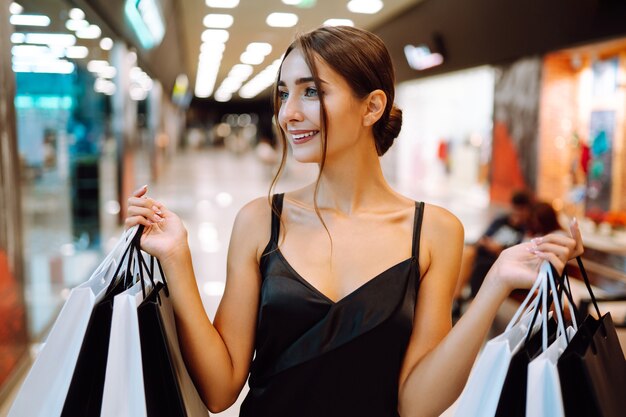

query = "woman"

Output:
[[126, 26, 582, 417]]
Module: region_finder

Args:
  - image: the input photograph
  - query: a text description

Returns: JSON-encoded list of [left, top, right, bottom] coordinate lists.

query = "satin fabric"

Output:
[[240, 194, 424, 417]]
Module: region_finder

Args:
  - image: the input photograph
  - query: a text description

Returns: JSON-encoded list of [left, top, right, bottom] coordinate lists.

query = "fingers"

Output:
[[133, 184, 148, 198], [568, 218, 584, 257]]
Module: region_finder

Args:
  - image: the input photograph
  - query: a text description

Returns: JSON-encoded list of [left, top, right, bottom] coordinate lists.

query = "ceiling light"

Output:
[[206, 0, 239, 7], [240, 51, 264, 65], [65, 46, 89, 59], [87, 59, 109, 73], [13, 60, 75, 74], [11, 33, 25, 43], [65, 19, 89, 31], [10, 15, 51, 27], [229, 64, 253, 80], [24, 33, 76, 47], [239, 58, 282, 98], [12, 45, 50, 57], [69, 8, 85, 20], [282, 0, 316, 6], [246, 42, 272, 56], [10, 2, 23, 15], [266, 12, 298, 27], [98, 65, 117, 79], [201, 29, 230, 43], [347, 0, 383, 14], [94, 78, 116, 95], [203, 13, 234, 28], [214, 90, 232, 102], [324, 18, 354, 26], [76, 24, 101, 39], [201, 42, 226, 55], [100, 37, 114, 50], [195, 59, 221, 98]]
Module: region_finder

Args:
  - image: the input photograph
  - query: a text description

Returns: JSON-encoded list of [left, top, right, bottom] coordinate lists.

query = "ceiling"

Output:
[[10, 0, 425, 101], [174, 0, 425, 101]]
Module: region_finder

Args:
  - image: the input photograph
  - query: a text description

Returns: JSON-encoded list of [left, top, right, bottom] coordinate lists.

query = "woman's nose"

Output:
[[280, 96, 303, 124]]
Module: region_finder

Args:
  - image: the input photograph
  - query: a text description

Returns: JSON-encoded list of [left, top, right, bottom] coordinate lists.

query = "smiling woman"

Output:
[[125, 25, 583, 417]]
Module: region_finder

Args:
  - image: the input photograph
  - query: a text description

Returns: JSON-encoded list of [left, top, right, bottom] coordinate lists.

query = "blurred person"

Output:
[[467, 190, 533, 298], [527, 201, 565, 238], [126, 26, 582, 417]]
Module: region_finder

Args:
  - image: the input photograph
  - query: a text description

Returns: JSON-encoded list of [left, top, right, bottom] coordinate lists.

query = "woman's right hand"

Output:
[[125, 185, 189, 261]]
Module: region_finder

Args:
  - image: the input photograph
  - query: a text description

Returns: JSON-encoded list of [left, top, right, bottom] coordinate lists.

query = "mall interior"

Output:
[[0, 0, 626, 416]]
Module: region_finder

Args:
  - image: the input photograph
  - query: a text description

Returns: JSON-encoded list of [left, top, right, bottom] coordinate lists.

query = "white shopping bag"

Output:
[[101, 277, 150, 417], [8, 227, 136, 417], [454, 275, 543, 417], [525, 261, 578, 417]]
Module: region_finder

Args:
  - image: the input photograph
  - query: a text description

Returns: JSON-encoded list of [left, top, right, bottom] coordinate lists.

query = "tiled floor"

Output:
[[2, 145, 498, 417]]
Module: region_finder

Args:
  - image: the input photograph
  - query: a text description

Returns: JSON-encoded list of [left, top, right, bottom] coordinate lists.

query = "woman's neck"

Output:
[[310, 141, 395, 215]]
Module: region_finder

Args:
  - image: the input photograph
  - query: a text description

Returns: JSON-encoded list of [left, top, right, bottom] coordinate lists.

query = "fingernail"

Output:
[[572, 217, 578, 225], [531, 237, 543, 244], [142, 184, 148, 189], [152, 205, 162, 214], [153, 214, 163, 222], [147, 220, 153, 225]]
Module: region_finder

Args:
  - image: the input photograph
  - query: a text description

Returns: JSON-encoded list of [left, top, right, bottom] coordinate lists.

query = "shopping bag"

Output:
[[100, 280, 149, 417], [138, 280, 209, 417], [454, 274, 544, 417], [8, 228, 135, 417], [61, 233, 138, 416], [557, 258, 626, 417], [495, 262, 563, 417]]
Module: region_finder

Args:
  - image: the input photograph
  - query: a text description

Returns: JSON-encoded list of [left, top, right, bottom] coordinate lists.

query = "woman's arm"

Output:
[[127, 188, 269, 412], [397, 206, 581, 417]]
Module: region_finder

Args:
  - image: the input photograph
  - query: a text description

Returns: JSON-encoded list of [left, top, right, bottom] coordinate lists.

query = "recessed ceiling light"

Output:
[[69, 8, 85, 20], [203, 13, 234, 29], [201, 29, 230, 44], [11, 33, 25, 43], [240, 51, 264, 65], [266, 12, 298, 27], [246, 42, 272, 56], [324, 18, 354, 26], [100, 37, 114, 50], [65, 46, 89, 59], [76, 24, 101, 39], [10, 15, 51, 27], [347, 0, 383, 14], [24, 33, 76, 47], [206, 0, 239, 8], [65, 19, 89, 31], [10, 2, 24, 15]]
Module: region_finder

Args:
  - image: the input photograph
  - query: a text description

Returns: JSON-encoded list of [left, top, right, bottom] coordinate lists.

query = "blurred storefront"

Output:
[[537, 37, 626, 252], [0, 0, 185, 401]]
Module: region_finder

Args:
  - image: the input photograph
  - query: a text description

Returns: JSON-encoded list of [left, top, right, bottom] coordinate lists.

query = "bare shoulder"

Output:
[[419, 203, 464, 271], [231, 196, 274, 261], [422, 203, 464, 237]]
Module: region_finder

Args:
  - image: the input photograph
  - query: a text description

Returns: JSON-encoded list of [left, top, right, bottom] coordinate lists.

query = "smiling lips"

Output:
[[289, 130, 319, 144]]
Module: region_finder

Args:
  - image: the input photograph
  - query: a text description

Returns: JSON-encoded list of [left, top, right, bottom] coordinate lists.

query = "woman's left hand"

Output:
[[489, 219, 584, 292]]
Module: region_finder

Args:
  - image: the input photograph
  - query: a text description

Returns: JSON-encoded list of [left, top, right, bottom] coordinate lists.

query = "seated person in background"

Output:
[[468, 190, 533, 297], [526, 201, 565, 238]]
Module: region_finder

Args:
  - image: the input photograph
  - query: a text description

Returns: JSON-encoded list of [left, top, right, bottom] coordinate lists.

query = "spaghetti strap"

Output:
[[411, 201, 425, 258], [269, 193, 284, 245]]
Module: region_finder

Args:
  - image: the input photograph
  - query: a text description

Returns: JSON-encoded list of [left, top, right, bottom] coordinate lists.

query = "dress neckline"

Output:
[[275, 248, 414, 305]]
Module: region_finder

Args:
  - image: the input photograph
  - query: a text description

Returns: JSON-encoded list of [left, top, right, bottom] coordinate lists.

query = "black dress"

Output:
[[240, 194, 425, 417]]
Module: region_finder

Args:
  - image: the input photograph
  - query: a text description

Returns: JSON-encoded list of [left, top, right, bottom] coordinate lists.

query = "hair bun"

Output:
[[374, 104, 402, 156]]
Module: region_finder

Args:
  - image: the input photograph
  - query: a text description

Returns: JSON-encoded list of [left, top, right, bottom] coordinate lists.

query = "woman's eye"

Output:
[[304, 87, 318, 98], [278, 90, 289, 101]]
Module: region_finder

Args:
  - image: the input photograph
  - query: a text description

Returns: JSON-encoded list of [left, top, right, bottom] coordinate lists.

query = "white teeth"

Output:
[[292, 131, 317, 140]]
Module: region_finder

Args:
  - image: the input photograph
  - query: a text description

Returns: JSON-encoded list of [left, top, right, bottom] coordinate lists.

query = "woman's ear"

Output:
[[363, 90, 387, 127]]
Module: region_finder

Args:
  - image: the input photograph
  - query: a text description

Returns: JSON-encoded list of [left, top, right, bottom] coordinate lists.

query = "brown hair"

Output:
[[530, 201, 563, 236], [268, 26, 403, 236]]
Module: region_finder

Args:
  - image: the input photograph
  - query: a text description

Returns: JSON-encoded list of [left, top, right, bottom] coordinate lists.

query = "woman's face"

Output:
[[277, 48, 366, 164]]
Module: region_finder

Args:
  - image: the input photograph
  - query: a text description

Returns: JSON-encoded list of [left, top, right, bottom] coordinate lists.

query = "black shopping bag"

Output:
[[60, 276, 127, 416], [558, 313, 626, 417], [138, 281, 208, 417], [557, 257, 626, 417]]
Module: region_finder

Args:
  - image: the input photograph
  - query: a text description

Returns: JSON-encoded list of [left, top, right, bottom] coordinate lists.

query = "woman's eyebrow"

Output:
[[277, 77, 326, 87]]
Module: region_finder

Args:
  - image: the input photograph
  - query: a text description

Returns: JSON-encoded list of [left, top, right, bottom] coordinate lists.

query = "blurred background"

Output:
[[1, 0, 626, 415]]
